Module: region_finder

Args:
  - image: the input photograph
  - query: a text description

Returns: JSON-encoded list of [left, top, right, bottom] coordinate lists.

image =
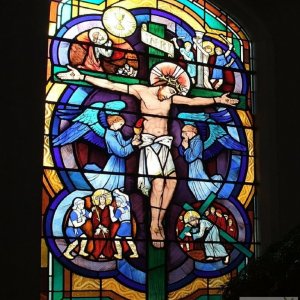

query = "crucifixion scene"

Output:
[[42, 1, 254, 298]]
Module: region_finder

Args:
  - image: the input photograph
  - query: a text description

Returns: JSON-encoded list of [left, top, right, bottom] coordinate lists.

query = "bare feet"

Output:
[[150, 226, 165, 248], [158, 224, 165, 239]]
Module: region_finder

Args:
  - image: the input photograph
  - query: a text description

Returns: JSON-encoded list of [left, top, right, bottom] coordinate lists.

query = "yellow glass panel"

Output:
[[46, 83, 67, 102], [79, 6, 104, 15], [102, 278, 146, 299], [44, 103, 55, 135], [182, 6, 205, 29], [49, 22, 57, 37], [44, 169, 63, 194], [238, 30, 247, 40], [107, 0, 122, 6], [162, 0, 184, 9], [237, 109, 253, 127], [72, 273, 100, 290], [72, 291, 101, 297], [168, 278, 207, 299], [245, 156, 254, 183], [208, 274, 231, 288], [41, 239, 48, 268], [45, 81, 53, 94], [77, 0, 105, 11], [245, 128, 254, 156], [43, 136, 54, 167], [114, 0, 157, 9], [72, 3, 79, 17], [238, 184, 255, 208], [108, 34, 126, 45]]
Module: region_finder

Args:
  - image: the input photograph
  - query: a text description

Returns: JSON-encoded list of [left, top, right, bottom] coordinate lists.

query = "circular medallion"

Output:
[[103, 7, 137, 37]]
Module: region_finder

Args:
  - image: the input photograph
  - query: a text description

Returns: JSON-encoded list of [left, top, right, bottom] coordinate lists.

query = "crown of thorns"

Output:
[[158, 74, 186, 94]]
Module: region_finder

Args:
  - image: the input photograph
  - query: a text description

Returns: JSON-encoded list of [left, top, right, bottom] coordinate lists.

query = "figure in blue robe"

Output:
[[183, 210, 229, 263], [85, 125, 135, 190], [181, 132, 223, 201], [178, 111, 247, 201]]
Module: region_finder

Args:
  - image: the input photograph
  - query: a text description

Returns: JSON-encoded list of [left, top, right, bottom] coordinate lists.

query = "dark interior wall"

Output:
[[2, 0, 300, 299], [218, 0, 300, 254]]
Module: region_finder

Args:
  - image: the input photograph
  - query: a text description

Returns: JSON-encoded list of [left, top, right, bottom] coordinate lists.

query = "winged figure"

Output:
[[52, 100, 139, 191], [178, 108, 246, 201], [53, 100, 126, 148]]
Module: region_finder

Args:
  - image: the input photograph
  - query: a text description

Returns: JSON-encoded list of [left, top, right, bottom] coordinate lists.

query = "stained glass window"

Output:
[[41, 0, 255, 298]]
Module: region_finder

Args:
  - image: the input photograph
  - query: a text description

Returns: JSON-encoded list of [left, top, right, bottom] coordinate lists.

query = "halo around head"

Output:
[[202, 41, 215, 55], [183, 210, 200, 224], [92, 188, 112, 205], [150, 62, 190, 95], [88, 27, 108, 45]]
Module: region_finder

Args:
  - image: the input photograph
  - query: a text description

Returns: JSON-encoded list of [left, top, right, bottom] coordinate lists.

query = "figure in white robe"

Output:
[[183, 210, 229, 263]]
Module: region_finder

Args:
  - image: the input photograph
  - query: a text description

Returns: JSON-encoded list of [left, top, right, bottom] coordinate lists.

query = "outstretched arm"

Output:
[[56, 65, 142, 99], [171, 37, 180, 50], [224, 43, 233, 57], [173, 92, 239, 107]]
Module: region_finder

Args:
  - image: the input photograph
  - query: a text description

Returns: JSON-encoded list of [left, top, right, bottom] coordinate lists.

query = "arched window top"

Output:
[[42, 0, 256, 298]]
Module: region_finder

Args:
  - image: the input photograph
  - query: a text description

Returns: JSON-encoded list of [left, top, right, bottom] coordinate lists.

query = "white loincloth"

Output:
[[137, 134, 175, 196]]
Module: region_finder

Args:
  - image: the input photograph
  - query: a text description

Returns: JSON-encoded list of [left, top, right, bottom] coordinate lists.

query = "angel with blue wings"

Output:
[[53, 100, 141, 191], [178, 109, 247, 201]]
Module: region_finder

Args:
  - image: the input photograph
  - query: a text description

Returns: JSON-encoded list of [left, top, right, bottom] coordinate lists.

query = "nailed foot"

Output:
[[150, 226, 165, 248]]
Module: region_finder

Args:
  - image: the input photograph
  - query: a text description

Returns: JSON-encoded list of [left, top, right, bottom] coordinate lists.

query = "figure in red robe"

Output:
[[215, 208, 227, 231], [90, 189, 118, 259]]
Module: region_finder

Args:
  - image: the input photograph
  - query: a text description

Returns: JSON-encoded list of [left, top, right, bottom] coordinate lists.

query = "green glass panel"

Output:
[[148, 23, 165, 68], [238, 259, 246, 273], [220, 231, 253, 258], [233, 37, 241, 58], [54, 65, 142, 85], [62, 298, 110, 300], [177, 0, 205, 18], [81, 0, 104, 4], [53, 258, 63, 291], [205, 13, 226, 31], [107, 74, 140, 84], [53, 292, 63, 300], [148, 242, 166, 300], [197, 295, 223, 300]]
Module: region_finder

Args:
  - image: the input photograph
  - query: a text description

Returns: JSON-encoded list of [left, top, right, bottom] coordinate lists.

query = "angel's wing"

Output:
[[52, 100, 126, 147], [203, 122, 247, 160], [177, 109, 247, 160]]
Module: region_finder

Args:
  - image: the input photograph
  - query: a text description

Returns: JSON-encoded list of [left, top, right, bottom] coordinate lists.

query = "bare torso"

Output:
[[131, 86, 172, 137]]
